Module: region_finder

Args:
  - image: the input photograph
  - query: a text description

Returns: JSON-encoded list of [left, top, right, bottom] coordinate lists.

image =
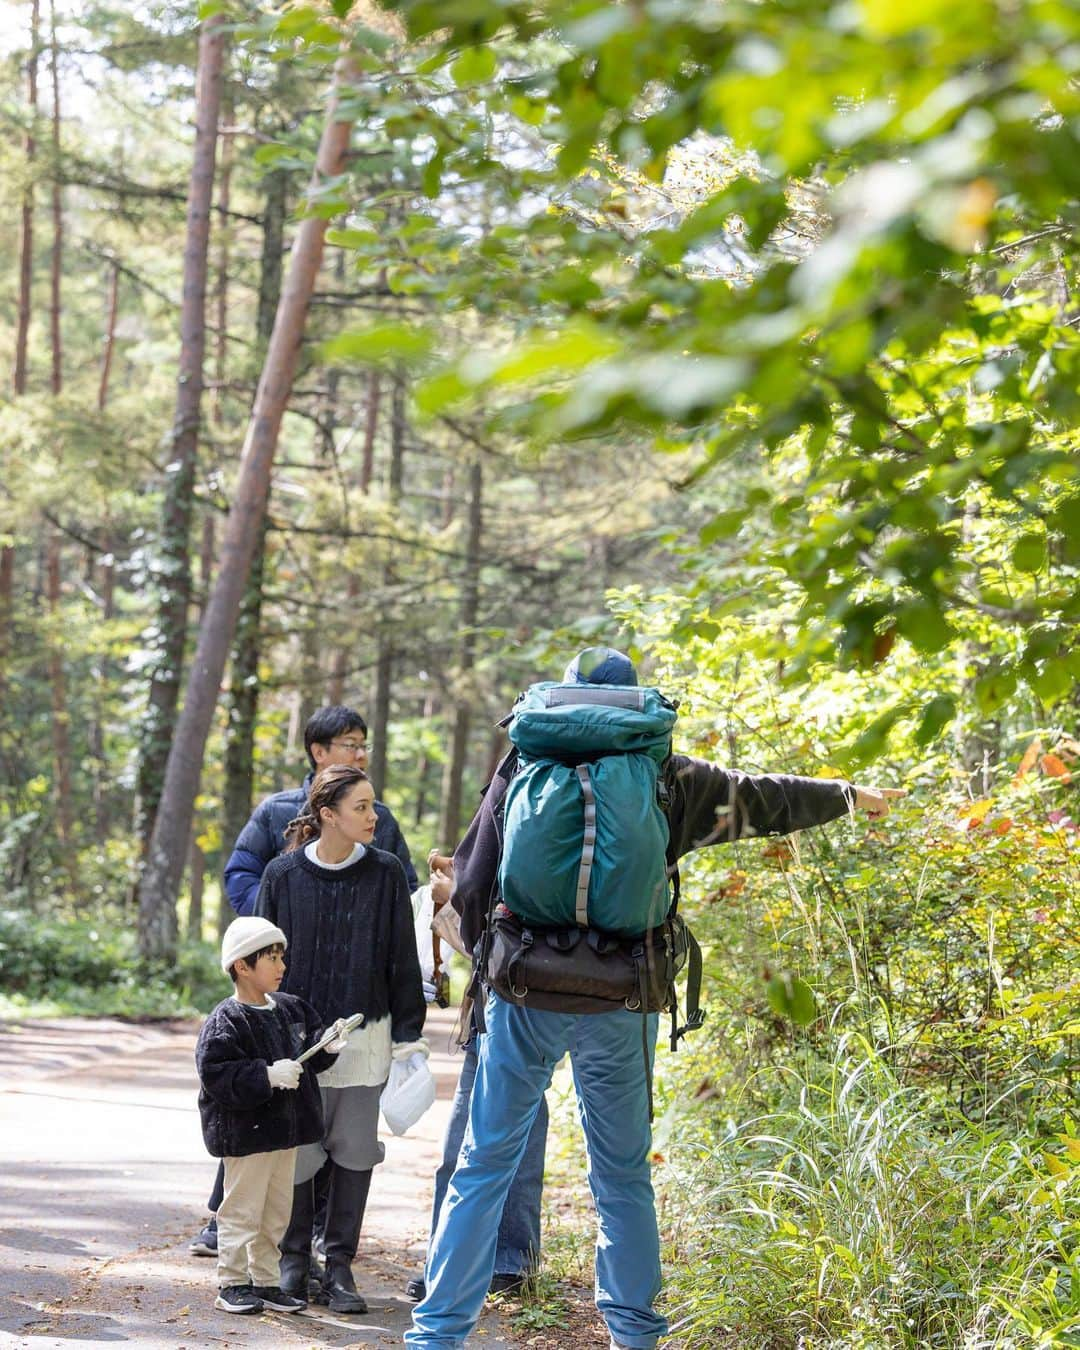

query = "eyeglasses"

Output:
[[330, 739, 370, 755]]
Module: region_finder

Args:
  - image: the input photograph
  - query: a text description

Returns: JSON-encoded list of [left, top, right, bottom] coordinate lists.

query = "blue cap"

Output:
[[563, 646, 638, 687]]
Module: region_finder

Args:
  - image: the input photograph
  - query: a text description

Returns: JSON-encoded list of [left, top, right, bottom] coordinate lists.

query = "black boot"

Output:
[[320, 1165, 372, 1314], [311, 1157, 332, 1261], [278, 1178, 315, 1302]]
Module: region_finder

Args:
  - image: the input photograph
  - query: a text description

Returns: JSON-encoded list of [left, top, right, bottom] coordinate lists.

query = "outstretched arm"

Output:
[[666, 755, 906, 859]]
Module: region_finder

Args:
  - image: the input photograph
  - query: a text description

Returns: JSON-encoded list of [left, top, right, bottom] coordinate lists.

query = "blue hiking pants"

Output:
[[429, 1032, 547, 1277], [405, 993, 667, 1350]]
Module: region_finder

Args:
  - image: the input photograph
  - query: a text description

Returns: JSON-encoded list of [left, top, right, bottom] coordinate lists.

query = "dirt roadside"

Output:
[[0, 1008, 532, 1350]]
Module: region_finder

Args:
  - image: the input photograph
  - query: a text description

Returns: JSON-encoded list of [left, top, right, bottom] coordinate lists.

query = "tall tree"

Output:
[[219, 163, 288, 936], [47, 0, 61, 395], [368, 374, 405, 798], [134, 12, 227, 851], [137, 61, 358, 959], [12, 0, 40, 395], [45, 529, 73, 851], [96, 260, 120, 411], [438, 456, 482, 846]]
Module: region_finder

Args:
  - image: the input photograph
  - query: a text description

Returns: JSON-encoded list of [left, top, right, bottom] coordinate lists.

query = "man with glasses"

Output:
[[223, 705, 417, 918], [190, 706, 418, 1259]]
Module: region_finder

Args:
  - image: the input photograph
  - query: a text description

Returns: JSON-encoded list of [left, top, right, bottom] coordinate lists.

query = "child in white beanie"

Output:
[[195, 916, 350, 1316]]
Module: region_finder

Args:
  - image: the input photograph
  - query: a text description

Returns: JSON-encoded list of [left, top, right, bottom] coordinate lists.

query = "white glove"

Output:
[[324, 1018, 350, 1053], [266, 1058, 302, 1090], [422, 980, 437, 1004], [391, 1040, 429, 1062]]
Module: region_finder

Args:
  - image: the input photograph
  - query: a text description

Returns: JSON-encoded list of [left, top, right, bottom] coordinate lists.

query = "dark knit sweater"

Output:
[[195, 991, 336, 1158], [254, 846, 425, 1045]]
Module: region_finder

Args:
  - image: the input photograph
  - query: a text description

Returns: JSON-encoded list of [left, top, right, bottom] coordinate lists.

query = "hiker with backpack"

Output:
[[405, 646, 903, 1350]]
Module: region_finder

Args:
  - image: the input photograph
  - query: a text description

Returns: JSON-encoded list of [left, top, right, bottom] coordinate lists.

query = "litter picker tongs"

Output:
[[297, 1011, 366, 1065]]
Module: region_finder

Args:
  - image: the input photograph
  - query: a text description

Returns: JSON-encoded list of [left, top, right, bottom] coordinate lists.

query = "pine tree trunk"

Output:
[[46, 528, 73, 851], [97, 261, 120, 411], [210, 95, 233, 427], [48, 0, 61, 396], [90, 540, 115, 835], [438, 459, 483, 847], [219, 165, 287, 936], [0, 546, 14, 685], [134, 14, 227, 854], [221, 520, 266, 935], [329, 370, 379, 703], [13, 0, 39, 395], [136, 65, 357, 959], [187, 832, 206, 941], [413, 693, 436, 828], [369, 376, 404, 799], [359, 372, 380, 493]]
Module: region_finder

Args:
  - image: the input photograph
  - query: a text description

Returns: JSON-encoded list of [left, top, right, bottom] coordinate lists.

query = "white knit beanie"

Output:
[[220, 916, 288, 975]]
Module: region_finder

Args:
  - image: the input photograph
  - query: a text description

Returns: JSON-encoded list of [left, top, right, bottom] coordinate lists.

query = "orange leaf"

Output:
[[1013, 737, 1042, 784], [1040, 753, 1073, 783], [872, 626, 896, 664], [993, 817, 1013, 835]]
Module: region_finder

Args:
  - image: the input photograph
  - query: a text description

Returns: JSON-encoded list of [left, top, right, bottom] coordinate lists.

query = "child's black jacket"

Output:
[[195, 991, 336, 1158]]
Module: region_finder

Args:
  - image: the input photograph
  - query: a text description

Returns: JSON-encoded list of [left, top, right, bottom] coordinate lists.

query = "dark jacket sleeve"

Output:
[[374, 803, 418, 892], [451, 751, 515, 955], [665, 754, 855, 861], [385, 858, 426, 1045], [196, 1010, 274, 1111], [253, 859, 282, 926], [224, 797, 278, 917]]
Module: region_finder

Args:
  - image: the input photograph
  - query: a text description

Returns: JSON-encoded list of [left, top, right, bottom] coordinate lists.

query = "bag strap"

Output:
[[669, 922, 706, 1052], [473, 747, 520, 1009], [574, 764, 596, 927]]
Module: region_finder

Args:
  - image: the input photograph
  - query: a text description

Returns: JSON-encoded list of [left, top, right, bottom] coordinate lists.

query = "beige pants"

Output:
[[217, 1147, 297, 1288]]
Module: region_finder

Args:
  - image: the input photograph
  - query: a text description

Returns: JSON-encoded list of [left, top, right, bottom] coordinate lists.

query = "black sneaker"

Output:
[[214, 1285, 263, 1315], [405, 1275, 425, 1302], [189, 1217, 218, 1257], [251, 1285, 306, 1313], [488, 1272, 528, 1296]]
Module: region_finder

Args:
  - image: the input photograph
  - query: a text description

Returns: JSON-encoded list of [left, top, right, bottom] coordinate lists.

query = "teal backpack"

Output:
[[497, 682, 678, 936]]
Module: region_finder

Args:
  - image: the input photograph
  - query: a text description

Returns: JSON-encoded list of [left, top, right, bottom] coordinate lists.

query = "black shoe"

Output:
[[214, 1284, 263, 1315], [279, 1178, 316, 1299], [321, 1164, 372, 1314], [189, 1216, 218, 1257], [488, 1272, 528, 1296], [251, 1284, 306, 1313], [405, 1275, 425, 1302]]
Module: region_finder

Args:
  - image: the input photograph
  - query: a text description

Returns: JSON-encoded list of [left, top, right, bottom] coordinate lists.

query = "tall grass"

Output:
[[659, 1036, 1080, 1348]]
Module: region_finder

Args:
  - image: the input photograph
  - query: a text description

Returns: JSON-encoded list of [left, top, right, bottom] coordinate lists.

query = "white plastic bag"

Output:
[[412, 884, 435, 984], [380, 1054, 436, 1136]]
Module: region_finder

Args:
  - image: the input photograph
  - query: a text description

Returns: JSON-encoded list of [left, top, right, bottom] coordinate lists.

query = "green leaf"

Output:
[[1012, 532, 1046, 574], [487, 325, 622, 386], [766, 974, 817, 1027], [323, 324, 433, 366], [914, 694, 956, 746], [451, 46, 497, 88], [325, 227, 380, 250], [700, 509, 751, 546], [973, 666, 1018, 715], [252, 143, 305, 168]]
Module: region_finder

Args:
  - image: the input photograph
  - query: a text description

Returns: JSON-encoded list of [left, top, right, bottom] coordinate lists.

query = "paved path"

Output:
[[0, 1009, 522, 1349]]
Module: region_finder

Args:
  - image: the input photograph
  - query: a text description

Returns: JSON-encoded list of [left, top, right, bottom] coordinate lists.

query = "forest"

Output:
[[1, 0, 1078, 1344]]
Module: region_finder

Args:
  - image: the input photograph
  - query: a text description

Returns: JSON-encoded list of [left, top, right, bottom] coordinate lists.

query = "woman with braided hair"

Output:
[[255, 763, 427, 1313]]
